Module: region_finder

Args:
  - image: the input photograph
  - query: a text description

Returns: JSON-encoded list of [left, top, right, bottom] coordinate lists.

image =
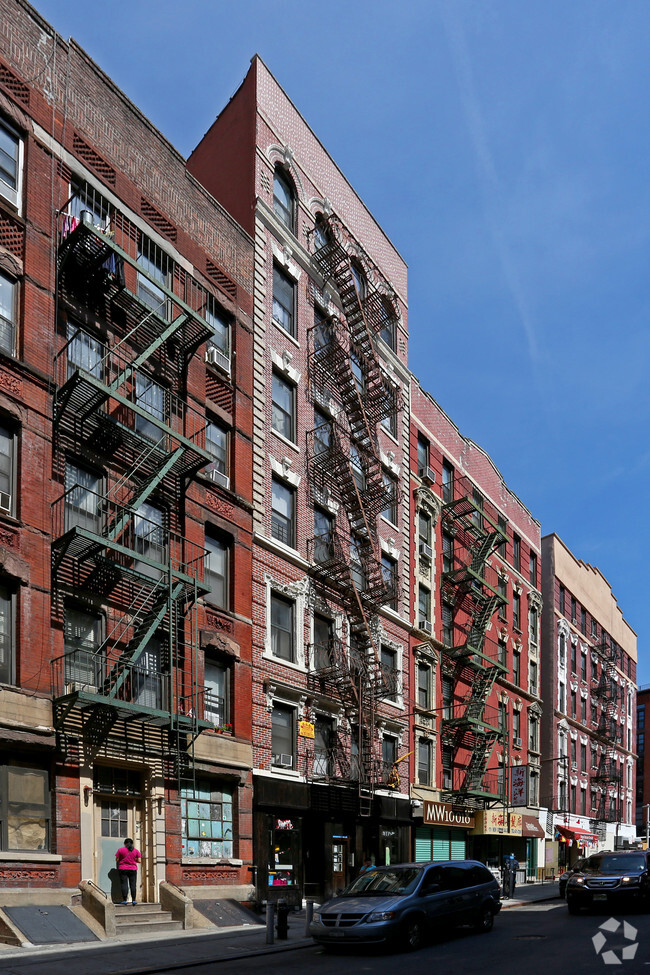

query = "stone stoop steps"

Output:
[[114, 903, 183, 936]]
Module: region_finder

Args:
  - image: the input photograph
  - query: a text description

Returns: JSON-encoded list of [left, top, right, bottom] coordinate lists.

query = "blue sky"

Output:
[[35, 1, 650, 681]]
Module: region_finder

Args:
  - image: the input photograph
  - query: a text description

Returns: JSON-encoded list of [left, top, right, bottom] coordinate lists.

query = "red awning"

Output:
[[521, 815, 545, 838], [556, 825, 599, 844]]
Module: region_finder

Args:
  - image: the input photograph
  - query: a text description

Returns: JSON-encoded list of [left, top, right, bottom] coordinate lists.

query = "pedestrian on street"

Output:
[[502, 852, 517, 899], [116, 837, 141, 905]]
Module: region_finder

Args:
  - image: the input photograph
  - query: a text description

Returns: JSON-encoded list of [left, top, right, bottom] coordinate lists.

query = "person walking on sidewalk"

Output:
[[502, 853, 517, 899], [116, 837, 141, 905]]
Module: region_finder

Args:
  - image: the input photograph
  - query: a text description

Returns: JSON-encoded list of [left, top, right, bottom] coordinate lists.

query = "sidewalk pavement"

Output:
[[0, 884, 562, 971]]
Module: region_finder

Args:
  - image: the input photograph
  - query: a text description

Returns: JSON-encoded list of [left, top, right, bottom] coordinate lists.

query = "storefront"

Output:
[[414, 801, 474, 861], [471, 809, 526, 870]]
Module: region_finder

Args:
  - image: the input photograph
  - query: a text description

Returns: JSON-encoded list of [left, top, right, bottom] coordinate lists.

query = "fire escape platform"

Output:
[[53, 689, 213, 732]]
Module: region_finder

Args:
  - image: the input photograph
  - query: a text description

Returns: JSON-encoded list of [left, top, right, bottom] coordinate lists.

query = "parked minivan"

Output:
[[309, 860, 501, 951]]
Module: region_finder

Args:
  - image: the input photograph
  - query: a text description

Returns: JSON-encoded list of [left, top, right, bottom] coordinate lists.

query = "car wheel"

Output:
[[475, 906, 494, 933], [567, 898, 581, 915], [402, 915, 425, 951]]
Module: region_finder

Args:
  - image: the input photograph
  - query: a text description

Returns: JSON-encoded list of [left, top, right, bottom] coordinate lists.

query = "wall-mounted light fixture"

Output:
[[83, 786, 93, 807]]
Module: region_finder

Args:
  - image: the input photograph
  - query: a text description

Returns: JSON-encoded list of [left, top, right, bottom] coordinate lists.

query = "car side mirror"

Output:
[[420, 883, 441, 895]]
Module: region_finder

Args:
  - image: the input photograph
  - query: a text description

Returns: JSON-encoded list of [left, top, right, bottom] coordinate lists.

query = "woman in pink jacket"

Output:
[[115, 837, 142, 904]]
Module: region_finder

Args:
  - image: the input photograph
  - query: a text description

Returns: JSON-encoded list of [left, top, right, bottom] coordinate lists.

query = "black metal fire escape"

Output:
[[592, 636, 623, 821], [305, 214, 401, 811], [51, 190, 214, 787], [439, 475, 508, 805]]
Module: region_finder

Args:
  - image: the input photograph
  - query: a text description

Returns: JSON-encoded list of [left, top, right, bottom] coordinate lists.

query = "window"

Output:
[[419, 510, 431, 546], [204, 659, 229, 726], [64, 606, 102, 691], [442, 676, 453, 720], [0, 422, 16, 516], [441, 459, 454, 504], [442, 532, 454, 575], [559, 584, 565, 616], [442, 600, 453, 647], [134, 634, 165, 709], [350, 443, 365, 491], [591, 617, 598, 640], [272, 265, 295, 337], [559, 633, 566, 667], [497, 515, 507, 557], [205, 534, 229, 609], [0, 271, 16, 355], [271, 703, 295, 768], [529, 552, 537, 588], [498, 638, 507, 667], [0, 584, 14, 685], [498, 577, 507, 620], [580, 743, 587, 771], [271, 477, 295, 547], [381, 646, 398, 702], [382, 554, 398, 608], [137, 236, 168, 318], [418, 585, 431, 623], [529, 607, 538, 646], [0, 119, 22, 210], [379, 298, 396, 351], [271, 372, 295, 442], [205, 299, 231, 373], [135, 374, 166, 442], [417, 738, 432, 786], [529, 714, 539, 751], [382, 734, 397, 770], [559, 682, 566, 713], [314, 715, 334, 777], [273, 168, 295, 231], [350, 535, 366, 590], [512, 650, 520, 687], [181, 779, 234, 858], [580, 651, 587, 681], [312, 507, 333, 564], [571, 596, 577, 624], [133, 502, 166, 579], [442, 745, 453, 789], [580, 695, 587, 723], [382, 471, 397, 524], [313, 407, 331, 457], [67, 323, 103, 379], [350, 261, 366, 299], [571, 641, 576, 674], [513, 709, 521, 740], [512, 593, 521, 630], [350, 347, 365, 395], [471, 488, 483, 528], [580, 608, 587, 635], [64, 462, 102, 534], [205, 421, 229, 488], [513, 534, 521, 573], [313, 214, 329, 250], [529, 659, 538, 696], [313, 614, 333, 671], [417, 436, 429, 473], [270, 593, 294, 662], [417, 662, 431, 709], [570, 689, 577, 719], [381, 384, 398, 437], [0, 766, 50, 851]]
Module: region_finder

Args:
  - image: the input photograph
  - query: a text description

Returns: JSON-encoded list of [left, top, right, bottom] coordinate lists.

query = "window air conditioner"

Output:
[[206, 465, 230, 490], [514, 737, 522, 748], [419, 620, 433, 635], [0, 492, 11, 513], [419, 542, 433, 561], [279, 754, 293, 768], [204, 344, 230, 373], [418, 466, 435, 486]]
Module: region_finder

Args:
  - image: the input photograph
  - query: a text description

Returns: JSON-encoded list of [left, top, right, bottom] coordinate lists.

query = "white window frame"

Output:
[[0, 271, 16, 356], [0, 118, 23, 213]]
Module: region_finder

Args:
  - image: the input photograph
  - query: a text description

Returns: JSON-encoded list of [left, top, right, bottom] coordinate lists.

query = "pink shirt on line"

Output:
[[116, 846, 141, 871]]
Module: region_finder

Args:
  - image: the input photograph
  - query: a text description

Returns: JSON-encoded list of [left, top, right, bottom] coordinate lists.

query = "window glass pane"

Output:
[[271, 705, 294, 764], [67, 324, 102, 378], [65, 463, 101, 532], [0, 423, 13, 500], [206, 300, 230, 357], [272, 373, 294, 441], [205, 422, 228, 478], [135, 374, 165, 441], [205, 536, 228, 608], [272, 266, 294, 336], [271, 479, 294, 546], [271, 594, 293, 660], [0, 273, 15, 353], [273, 170, 294, 229], [0, 122, 19, 195], [0, 584, 12, 684]]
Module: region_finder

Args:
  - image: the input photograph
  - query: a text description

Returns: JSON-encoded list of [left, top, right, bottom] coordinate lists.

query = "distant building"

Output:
[[540, 534, 637, 868], [636, 687, 650, 837]]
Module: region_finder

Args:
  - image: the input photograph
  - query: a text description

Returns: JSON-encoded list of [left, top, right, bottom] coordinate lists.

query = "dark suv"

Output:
[[309, 860, 501, 951], [566, 852, 650, 913]]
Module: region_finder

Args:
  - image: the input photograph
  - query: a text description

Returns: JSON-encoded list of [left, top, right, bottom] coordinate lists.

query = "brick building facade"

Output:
[[0, 0, 255, 903], [408, 383, 545, 875], [540, 533, 637, 871], [189, 56, 414, 904]]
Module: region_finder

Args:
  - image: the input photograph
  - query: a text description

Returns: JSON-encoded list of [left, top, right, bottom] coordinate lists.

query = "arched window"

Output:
[[378, 297, 396, 350], [350, 260, 366, 299], [273, 167, 295, 231], [313, 213, 330, 250]]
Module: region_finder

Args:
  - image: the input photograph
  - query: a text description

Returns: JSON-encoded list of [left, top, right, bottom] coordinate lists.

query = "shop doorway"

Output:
[[94, 797, 146, 903], [332, 838, 348, 892]]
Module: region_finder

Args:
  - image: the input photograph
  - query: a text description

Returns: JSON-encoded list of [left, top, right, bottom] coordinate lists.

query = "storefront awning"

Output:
[[521, 815, 545, 838], [555, 825, 599, 844]]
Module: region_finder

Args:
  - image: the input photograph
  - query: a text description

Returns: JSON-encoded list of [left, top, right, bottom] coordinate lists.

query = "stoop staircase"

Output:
[[114, 903, 183, 936]]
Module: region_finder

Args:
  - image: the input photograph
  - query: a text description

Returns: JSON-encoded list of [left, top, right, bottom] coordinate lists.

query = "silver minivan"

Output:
[[309, 860, 501, 951]]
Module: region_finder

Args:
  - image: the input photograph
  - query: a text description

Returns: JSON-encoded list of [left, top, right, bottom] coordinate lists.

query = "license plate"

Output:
[[593, 894, 607, 902]]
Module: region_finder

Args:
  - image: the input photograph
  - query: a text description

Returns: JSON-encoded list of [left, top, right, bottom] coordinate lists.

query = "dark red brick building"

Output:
[[0, 0, 254, 907]]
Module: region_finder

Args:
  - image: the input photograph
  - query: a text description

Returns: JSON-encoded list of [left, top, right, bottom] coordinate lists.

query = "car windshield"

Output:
[[599, 855, 646, 873], [342, 867, 422, 897]]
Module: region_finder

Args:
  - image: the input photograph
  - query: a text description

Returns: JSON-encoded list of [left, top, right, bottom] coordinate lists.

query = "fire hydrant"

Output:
[[276, 899, 289, 939]]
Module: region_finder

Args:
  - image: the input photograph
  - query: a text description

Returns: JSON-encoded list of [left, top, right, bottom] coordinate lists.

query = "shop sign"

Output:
[[423, 801, 475, 829], [381, 828, 397, 838], [276, 819, 293, 830], [475, 810, 523, 835], [299, 720, 315, 738], [511, 765, 527, 805]]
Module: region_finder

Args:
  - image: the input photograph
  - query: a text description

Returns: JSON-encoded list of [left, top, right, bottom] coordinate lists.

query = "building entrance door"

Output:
[[94, 797, 145, 903], [332, 839, 348, 891]]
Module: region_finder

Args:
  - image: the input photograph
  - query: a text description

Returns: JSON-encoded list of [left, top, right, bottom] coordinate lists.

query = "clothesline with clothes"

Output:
[[60, 212, 125, 288]]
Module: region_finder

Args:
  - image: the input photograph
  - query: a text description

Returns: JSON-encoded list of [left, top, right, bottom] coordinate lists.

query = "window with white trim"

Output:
[[0, 271, 16, 355], [0, 119, 22, 211], [271, 702, 295, 769]]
